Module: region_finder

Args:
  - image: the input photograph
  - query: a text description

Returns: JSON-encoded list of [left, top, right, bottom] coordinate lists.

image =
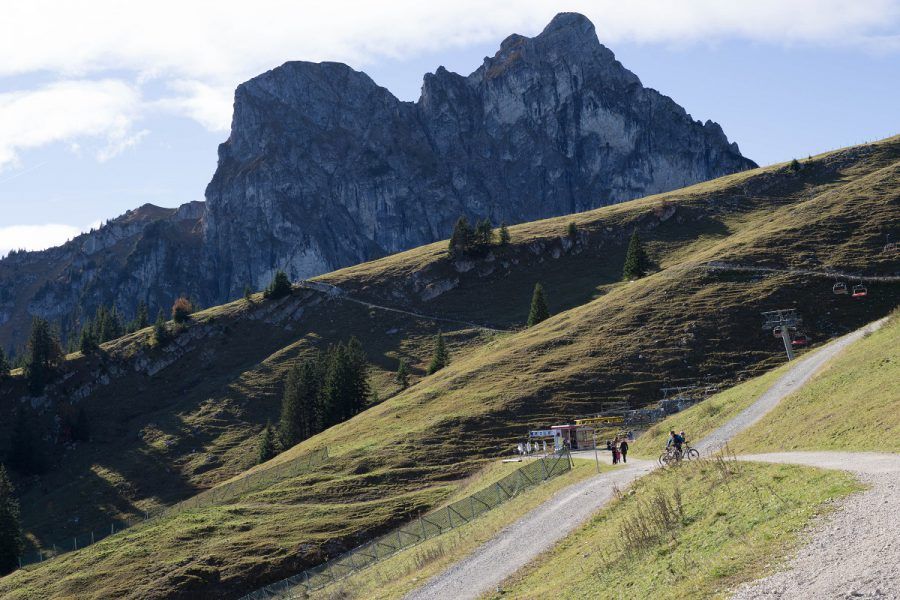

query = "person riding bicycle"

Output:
[[666, 430, 685, 455]]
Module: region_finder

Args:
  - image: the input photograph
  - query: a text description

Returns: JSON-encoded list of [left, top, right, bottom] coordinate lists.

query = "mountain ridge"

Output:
[[0, 12, 754, 351]]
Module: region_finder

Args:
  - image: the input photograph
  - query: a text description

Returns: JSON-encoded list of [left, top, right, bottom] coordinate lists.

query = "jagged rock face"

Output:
[[0, 204, 204, 349], [0, 12, 755, 350], [203, 12, 755, 296]]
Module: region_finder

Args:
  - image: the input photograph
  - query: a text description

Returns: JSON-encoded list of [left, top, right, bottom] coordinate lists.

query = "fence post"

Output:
[[91, 531, 95, 544], [447, 506, 454, 529], [111, 523, 115, 535], [541, 457, 548, 480], [73, 537, 77, 551], [420, 517, 426, 540]]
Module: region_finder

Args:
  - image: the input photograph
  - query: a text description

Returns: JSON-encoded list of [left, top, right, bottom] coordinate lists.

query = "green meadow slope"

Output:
[[0, 137, 898, 599]]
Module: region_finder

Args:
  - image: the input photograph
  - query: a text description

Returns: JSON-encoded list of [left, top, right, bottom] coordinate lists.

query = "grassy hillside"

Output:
[[632, 311, 899, 457], [1, 137, 898, 598], [730, 311, 899, 453], [488, 460, 859, 599]]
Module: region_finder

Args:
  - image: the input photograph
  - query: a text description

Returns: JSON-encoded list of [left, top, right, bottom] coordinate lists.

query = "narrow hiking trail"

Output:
[[404, 317, 890, 600], [298, 280, 506, 332]]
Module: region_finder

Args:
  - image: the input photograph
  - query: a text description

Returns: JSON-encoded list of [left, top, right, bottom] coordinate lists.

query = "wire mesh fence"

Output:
[[240, 450, 572, 600], [18, 447, 329, 569]]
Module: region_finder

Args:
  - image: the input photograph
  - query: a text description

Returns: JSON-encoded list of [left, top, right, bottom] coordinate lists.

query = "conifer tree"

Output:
[[257, 421, 278, 464], [152, 310, 170, 346], [24, 317, 62, 396], [0, 347, 9, 381], [474, 218, 494, 251], [79, 327, 100, 355], [134, 301, 149, 330], [263, 271, 292, 299], [321, 344, 354, 427], [0, 465, 23, 576], [344, 337, 370, 415], [395, 358, 409, 389], [526, 283, 550, 327], [567, 221, 578, 239], [498, 223, 511, 246], [279, 357, 322, 448], [622, 230, 649, 280], [448, 217, 473, 259], [427, 332, 449, 374]]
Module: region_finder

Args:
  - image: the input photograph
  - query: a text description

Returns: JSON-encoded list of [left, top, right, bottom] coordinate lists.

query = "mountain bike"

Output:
[[658, 443, 700, 466]]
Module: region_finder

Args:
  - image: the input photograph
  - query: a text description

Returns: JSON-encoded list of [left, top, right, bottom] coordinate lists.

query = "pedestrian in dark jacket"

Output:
[[619, 440, 628, 463]]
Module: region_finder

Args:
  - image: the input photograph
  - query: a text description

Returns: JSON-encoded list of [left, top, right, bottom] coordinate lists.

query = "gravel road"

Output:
[[696, 317, 887, 454], [404, 318, 889, 600], [731, 452, 900, 600]]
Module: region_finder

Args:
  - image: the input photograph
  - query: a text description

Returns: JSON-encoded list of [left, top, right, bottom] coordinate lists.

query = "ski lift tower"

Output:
[[762, 309, 802, 361]]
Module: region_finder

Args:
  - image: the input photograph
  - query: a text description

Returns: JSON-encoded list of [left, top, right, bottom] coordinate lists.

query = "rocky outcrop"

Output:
[[203, 12, 755, 296], [0, 12, 755, 350]]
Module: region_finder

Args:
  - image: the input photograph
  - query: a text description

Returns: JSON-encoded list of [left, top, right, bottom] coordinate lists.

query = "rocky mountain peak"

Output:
[[1, 12, 757, 350]]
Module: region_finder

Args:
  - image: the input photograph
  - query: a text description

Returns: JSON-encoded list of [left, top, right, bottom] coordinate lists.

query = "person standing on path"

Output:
[[619, 439, 628, 463]]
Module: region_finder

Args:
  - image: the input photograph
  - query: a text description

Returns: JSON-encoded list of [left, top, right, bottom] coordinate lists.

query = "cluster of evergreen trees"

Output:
[[24, 317, 63, 396], [448, 217, 510, 259], [261, 338, 370, 463], [68, 301, 151, 354]]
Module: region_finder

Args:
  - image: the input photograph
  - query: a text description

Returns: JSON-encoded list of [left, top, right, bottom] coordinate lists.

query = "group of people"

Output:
[[606, 436, 629, 464], [517, 440, 549, 455]]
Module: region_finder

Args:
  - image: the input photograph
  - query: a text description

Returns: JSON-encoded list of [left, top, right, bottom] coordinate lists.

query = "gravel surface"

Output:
[[731, 452, 900, 600], [696, 317, 887, 455], [404, 318, 890, 600], [404, 460, 655, 600]]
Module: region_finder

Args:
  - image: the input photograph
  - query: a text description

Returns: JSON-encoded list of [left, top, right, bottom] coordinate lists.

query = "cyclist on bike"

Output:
[[667, 430, 684, 454]]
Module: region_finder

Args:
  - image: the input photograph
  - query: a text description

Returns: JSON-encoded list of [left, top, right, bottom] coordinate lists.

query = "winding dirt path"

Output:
[[404, 318, 890, 600]]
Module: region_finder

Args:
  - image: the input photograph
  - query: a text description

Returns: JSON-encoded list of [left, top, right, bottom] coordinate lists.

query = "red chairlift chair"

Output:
[[851, 284, 868, 298]]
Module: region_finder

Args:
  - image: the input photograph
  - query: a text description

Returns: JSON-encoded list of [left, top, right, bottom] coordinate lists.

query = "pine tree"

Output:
[[263, 271, 292, 299], [789, 158, 801, 172], [0, 347, 9, 381], [448, 216, 473, 259], [134, 301, 149, 330], [79, 327, 100, 355], [427, 332, 449, 374], [474, 218, 494, 251], [152, 310, 170, 346], [344, 337, 370, 415], [527, 283, 550, 327], [24, 317, 63, 396], [0, 465, 23, 576], [171, 297, 193, 324], [498, 223, 511, 246], [567, 221, 578, 239], [622, 230, 649, 280], [7, 406, 45, 475], [279, 357, 322, 448], [395, 358, 409, 389], [257, 421, 278, 464]]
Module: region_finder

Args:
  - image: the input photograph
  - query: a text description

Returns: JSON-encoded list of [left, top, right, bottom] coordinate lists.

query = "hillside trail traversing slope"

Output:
[[404, 317, 889, 600]]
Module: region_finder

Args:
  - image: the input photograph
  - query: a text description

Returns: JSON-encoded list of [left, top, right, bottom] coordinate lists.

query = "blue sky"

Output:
[[1, 1, 898, 256]]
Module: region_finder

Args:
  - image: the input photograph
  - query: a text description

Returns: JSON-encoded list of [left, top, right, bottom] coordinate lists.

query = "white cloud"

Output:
[[0, 80, 144, 171], [0, 223, 81, 257], [0, 1, 897, 141]]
